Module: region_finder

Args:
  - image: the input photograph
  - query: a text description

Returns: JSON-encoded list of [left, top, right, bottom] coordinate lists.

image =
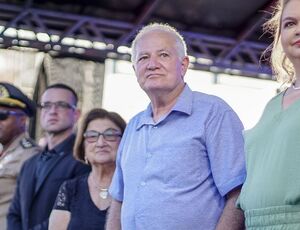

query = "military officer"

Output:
[[0, 82, 41, 229]]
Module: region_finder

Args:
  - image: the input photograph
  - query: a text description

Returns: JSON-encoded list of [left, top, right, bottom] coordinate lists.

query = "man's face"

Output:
[[133, 30, 189, 95], [0, 106, 26, 146], [40, 88, 79, 135]]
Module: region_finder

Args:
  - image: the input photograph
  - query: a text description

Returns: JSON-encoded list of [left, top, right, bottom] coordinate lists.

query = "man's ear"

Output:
[[74, 109, 81, 122], [181, 56, 190, 78]]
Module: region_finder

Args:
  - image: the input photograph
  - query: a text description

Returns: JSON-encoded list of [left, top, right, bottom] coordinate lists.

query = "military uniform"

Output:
[[0, 133, 41, 229], [0, 82, 39, 229]]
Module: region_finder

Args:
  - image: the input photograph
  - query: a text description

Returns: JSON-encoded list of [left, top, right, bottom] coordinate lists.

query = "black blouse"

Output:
[[53, 174, 107, 230]]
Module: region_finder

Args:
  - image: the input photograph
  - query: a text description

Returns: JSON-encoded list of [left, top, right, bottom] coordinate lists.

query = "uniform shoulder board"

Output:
[[20, 137, 35, 149]]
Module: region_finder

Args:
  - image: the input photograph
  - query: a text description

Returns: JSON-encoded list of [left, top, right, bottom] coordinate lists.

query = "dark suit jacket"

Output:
[[7, 135, 90, 230]]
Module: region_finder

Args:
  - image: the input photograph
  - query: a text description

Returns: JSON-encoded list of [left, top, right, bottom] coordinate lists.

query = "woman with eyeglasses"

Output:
[[49, 108, 126, 230]]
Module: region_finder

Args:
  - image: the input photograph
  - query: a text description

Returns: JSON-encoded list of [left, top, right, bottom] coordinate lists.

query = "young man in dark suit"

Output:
[[7, 83, 90, 230]]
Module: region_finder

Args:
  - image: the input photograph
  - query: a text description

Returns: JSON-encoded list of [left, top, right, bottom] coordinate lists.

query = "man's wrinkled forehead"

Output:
[[136, 29, 175, 45], [135, 31, 177, 55]]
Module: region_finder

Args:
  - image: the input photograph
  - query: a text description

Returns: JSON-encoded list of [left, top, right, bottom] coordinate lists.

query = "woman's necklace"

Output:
[[99, 188, 109, 199], [90, 175, 109, 200]]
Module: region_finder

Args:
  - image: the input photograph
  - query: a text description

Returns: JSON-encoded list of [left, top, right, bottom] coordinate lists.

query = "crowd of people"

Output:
[[1, 0, 300, 229]]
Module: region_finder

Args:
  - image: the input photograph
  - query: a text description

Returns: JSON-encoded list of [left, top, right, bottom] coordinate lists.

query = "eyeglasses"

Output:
[[38, 101, 76, 111], [0, 110, 25, 121], [83, 129, 122, 143]]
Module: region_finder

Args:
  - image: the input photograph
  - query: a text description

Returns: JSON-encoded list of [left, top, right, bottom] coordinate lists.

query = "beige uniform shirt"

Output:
[[0, 133, 41, 229]]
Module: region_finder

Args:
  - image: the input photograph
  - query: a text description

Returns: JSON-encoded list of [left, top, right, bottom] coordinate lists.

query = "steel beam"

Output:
[[0, 2, 273, 78]]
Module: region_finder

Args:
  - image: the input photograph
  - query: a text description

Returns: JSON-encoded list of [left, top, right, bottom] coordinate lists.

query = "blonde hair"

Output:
[[263, 0, 294, 84], [131, 22, 187, 63]]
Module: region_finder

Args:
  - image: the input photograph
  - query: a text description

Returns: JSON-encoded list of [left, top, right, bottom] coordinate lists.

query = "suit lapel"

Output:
[[34, 152, 67, 195], [33, 134, 75, 195]]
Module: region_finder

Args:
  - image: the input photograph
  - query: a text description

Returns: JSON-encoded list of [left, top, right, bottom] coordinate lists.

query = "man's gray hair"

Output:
[[131, 23, 187, 63]]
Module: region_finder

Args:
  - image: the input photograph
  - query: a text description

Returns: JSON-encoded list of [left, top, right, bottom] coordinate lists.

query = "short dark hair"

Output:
[[45, 83, 78, 105], [73, 108, 126, 163]]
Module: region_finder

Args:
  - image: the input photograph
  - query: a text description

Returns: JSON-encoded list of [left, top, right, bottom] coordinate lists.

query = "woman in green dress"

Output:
[[238, 0, 300, 229]]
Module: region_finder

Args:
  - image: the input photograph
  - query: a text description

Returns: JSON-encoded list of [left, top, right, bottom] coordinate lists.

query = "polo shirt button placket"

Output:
[[140, 181, 146, 186]]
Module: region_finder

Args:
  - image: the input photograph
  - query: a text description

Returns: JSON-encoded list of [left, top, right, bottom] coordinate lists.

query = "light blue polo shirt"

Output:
[[110, 84, 246, 230]]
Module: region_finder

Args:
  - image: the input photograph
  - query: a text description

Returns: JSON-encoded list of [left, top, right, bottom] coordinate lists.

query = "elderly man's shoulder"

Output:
[[193, 90, 232, 111]]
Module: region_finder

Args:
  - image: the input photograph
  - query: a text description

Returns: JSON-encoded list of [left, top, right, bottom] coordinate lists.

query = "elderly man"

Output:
[[0, 82, 41, 229], [7, 83, 90, 230], [106, 23, 246, 230]]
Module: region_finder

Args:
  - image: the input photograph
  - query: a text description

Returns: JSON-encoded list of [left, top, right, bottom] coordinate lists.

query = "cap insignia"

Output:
[[0, 85, 10, 99]]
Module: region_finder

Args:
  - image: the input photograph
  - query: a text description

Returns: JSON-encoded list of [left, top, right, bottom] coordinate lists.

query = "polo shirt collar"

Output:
[[136, 84, 193, 129]]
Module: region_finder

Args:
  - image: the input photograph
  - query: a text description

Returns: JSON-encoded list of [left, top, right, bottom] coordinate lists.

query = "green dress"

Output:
[[238, 91, 300, 229]]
